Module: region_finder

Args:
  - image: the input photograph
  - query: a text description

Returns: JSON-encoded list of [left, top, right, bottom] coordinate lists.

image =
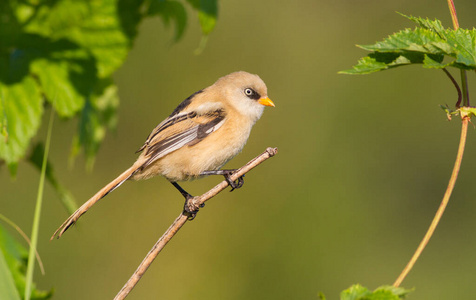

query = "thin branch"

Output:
[[393, 117, 468, 287], [114, 147, 278, 300]]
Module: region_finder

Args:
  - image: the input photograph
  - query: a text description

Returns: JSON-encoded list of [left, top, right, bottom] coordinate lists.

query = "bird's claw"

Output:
[[223, 171, 245, 192], [183, 196, 204, 220]]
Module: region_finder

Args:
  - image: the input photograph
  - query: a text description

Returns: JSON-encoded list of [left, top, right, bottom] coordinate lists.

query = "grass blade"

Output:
[[24, 109, 54, 300]]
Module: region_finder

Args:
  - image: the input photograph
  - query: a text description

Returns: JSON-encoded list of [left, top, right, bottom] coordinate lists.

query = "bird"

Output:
[[51, 71, 275, 239]]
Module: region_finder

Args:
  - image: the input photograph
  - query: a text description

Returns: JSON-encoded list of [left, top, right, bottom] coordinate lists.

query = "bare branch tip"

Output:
[[266, 147, 278, 156]]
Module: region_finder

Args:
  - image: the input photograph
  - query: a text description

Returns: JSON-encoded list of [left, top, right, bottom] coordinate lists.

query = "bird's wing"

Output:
[[138, 109, 226, 170]]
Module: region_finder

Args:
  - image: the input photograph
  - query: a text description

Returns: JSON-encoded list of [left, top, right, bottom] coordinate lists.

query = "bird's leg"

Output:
[[200, 169, 245, 192], [170, 181, 203, 220]]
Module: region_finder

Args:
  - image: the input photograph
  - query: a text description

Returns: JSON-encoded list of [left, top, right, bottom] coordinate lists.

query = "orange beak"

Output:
[[258, 97, 275, 107]]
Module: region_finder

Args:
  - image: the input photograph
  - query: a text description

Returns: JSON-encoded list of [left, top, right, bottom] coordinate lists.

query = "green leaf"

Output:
[[370, 286, 412, 300], [0, 224, 53, 300], [25, 0, 131, 79], [342, 13, 476, 74], [359, 28, 445, 54], [148, 0, 188, 41], [197, 0, 218, 35], [339, 56, 390, 74], [444, 29, 476, 68], [29, 143, 78, 214], [186, 0, 218, 35], [1, 0, 218, 170], [399, 13, 446, 38], [341, 284, 372, 300], [0, 247, 21, 300], [117, 0, 146, 41], [71, 80, 119, 169], [340, 284, 412, 300], [31, 58, 88, 118], [423, 54, 449, 69], [0, 77, 43, 175]]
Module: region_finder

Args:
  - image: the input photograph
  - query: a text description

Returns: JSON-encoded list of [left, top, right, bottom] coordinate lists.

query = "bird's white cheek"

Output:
[[232, 99, 265, 123]]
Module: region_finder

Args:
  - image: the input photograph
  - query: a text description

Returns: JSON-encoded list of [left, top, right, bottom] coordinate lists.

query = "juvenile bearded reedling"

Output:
[[51, 71, 275, 239]]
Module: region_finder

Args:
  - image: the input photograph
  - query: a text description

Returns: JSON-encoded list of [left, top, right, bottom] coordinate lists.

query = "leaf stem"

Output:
[[24, 109, 54, 299], [442, 68, 462, 107], [393, 116, 468, 287], [0, 214, 45, 275]]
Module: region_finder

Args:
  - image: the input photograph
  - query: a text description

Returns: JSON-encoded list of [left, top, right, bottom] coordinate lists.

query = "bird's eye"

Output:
[[243, 87, 261, 100], [244, 88, 254, 96]]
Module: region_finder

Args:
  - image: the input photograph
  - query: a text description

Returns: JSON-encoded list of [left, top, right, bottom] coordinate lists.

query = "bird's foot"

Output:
[[222, 170, 245, 192], [183, 195, 205, 220], [199, 169, 245, 192]]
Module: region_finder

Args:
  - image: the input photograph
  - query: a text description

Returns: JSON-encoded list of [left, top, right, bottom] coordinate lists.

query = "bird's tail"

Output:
[[51, 165, 139, 240]]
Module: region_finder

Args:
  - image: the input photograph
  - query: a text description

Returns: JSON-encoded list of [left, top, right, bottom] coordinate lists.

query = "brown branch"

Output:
[[114, 147, 278, 300], [393, 117, 468, 287]]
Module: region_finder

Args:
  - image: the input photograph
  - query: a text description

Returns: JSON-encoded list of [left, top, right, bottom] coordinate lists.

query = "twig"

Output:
[[393, 117, 468, 287], [114, 147, 278, 300]]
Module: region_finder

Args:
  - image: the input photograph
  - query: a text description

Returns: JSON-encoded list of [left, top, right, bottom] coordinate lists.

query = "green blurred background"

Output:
[[3, 0, 476, 299]]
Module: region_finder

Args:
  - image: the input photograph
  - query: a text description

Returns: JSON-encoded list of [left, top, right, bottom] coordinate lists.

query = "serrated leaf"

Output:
[[340, 284, 412, 300], [443, 29, 476, 68], [31, 59, 88, 118], [341, 284, 371, 300], [342, 13, 476, 74], [399, 13, 446, 38], [71, 0, 131, 78], [359, 28, 445, 55], [6, 32, 97, 118], [0, 77, 43, 174], [339, 57, 389, 74], [25, 0, 131, 79], [373, 286, 412, 299], [0, 224, 53, 300]]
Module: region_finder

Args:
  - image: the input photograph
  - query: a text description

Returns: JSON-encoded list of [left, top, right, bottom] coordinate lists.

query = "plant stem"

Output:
[[447, 0, 459, 30], [393, 116, 468, 287], [394, 2, 469, 286], [24, 109, 54, 299], [460, 69, 470, 106]]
